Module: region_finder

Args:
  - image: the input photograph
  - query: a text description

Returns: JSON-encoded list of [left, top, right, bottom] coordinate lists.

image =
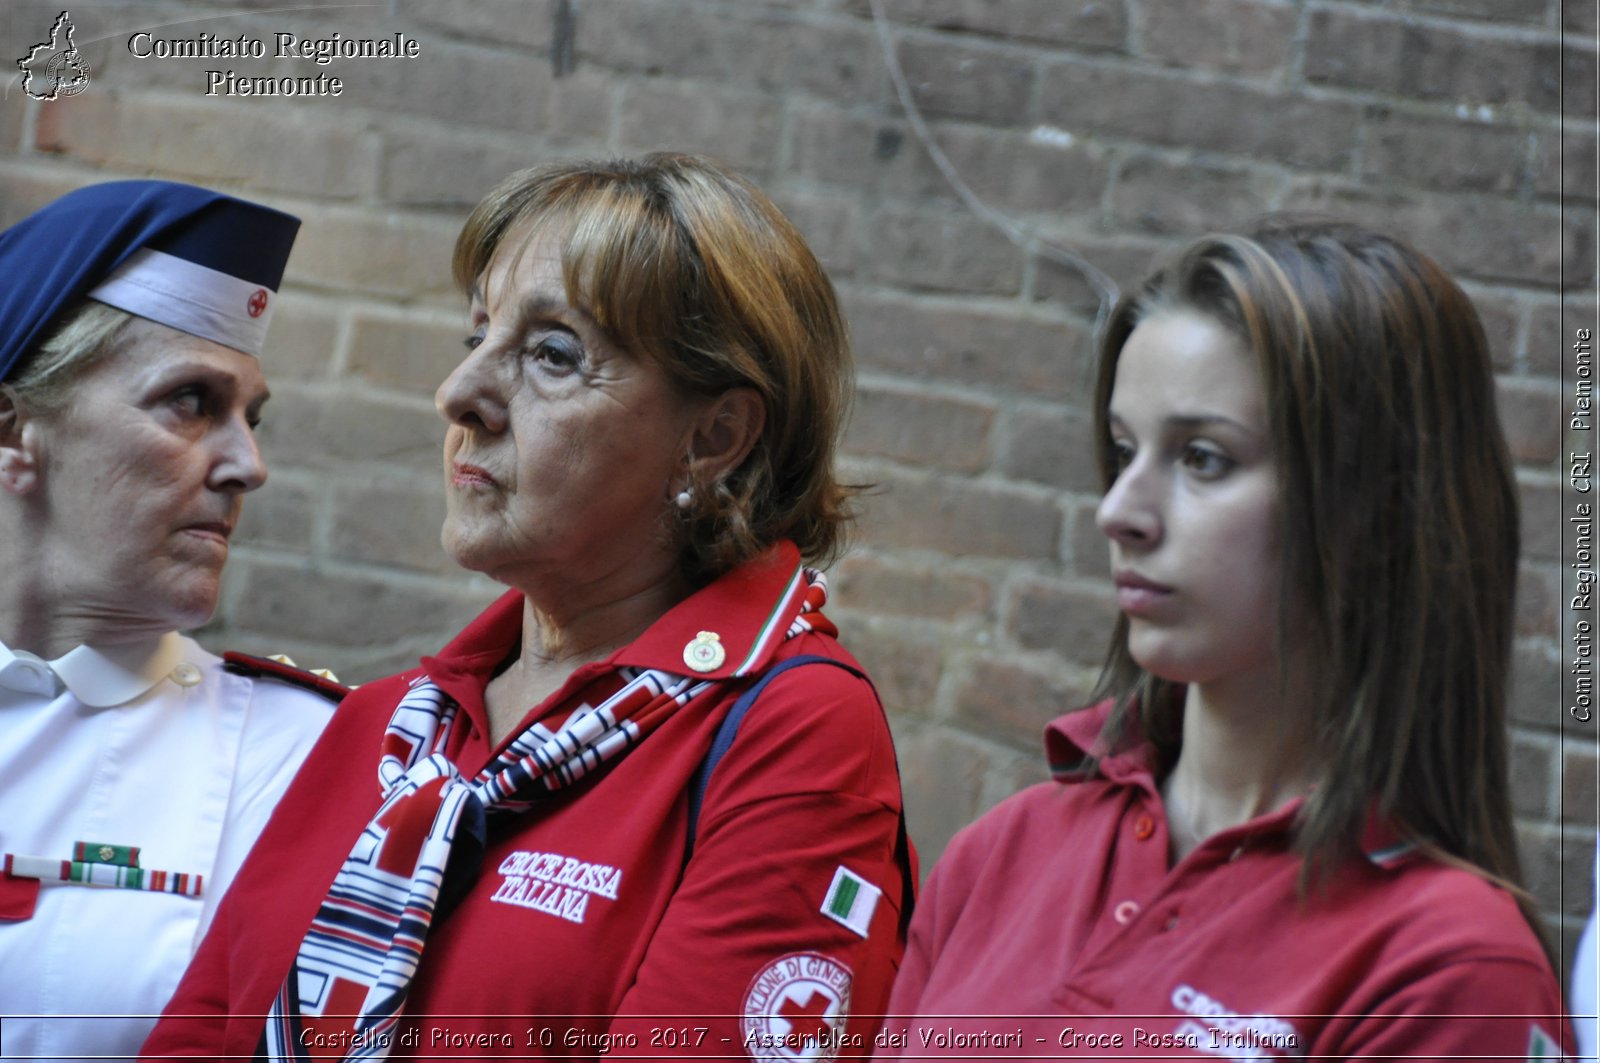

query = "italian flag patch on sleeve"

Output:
[[821, 865, 881, 938], [1526, 1023, 1562, 1060]]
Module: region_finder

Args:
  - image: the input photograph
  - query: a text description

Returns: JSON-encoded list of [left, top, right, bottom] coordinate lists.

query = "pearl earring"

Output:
[[675, 488, 693, 510]]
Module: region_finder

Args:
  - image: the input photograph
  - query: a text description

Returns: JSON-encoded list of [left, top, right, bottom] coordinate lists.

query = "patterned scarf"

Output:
[[258, 568, 830, 1061]]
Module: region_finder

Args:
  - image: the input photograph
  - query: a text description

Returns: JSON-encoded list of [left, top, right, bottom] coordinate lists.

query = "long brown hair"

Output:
[[454, 153, 855, 584], [1090, 220, 1524, 897]]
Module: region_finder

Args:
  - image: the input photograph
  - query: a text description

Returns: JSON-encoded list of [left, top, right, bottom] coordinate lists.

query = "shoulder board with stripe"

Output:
[[222, 651, 350, 703]]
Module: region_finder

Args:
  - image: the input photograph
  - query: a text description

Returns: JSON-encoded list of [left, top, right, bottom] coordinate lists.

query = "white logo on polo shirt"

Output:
[[1171, 982, 1304, 1059], [488, 849, 622, 925]]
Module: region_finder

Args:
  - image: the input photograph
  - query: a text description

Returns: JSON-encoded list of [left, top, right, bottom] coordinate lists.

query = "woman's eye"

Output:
[[463, 331, 485, 352], [1182, 443, 1235, 478], [1110, 439, 1135, 472], [169, 386, 206, 417], [530, 335, 584, 373]]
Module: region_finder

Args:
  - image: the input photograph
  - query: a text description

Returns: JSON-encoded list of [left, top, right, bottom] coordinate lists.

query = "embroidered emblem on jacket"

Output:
[[742, 951, 853, 1062]]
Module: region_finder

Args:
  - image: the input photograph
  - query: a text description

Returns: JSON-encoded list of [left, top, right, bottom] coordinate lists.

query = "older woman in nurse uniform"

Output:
[[0, 181, 338, 1059]]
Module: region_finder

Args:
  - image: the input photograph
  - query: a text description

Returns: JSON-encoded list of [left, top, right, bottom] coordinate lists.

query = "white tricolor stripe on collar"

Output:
[[86, 247, 279, 356]]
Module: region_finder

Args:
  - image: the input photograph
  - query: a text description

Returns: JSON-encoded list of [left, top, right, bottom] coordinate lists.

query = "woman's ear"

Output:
[[686, 387, 765, 485], [0, 388, 42, 497]]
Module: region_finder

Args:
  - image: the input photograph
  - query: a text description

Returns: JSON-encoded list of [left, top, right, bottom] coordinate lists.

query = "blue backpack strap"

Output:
[[683, 654, 917, 936]]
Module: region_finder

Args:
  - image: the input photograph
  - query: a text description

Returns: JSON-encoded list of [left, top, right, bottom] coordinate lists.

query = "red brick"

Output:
[[1038, 62, 1361, 171], [1005, 579, 1117, 667], [933, 126, 1110, 215], [233, 475, 318, 554], [843, 0, 1128, 51], [832, 555, 994, 620], [855, 470, 1061, 559], [1563, 741, 1600, 824], [579, 1, 878, 104], [996, 405, 1101, 492], [1109, 154, 1282, 236], [1564, 46, 1599, 117], [952, 656, 1095, 752], [1519, 478, 1565, 562], [894, 36, 1035, 126], [286, 206, 464, 300], [1281, 180, 1590, 289], [257, 387, 446, 477], [1497, 377, 1566, 465], [1461, 286, 1523, 373], [1361, 110, 1531, 196], [33, 92, 374, 198], [1069, 501, 1112, 579], [767, 190, 862, 278], [1398, 0, 1553, 22], [0, 169, 79, 227], [1031, 235, 1160, 316], [841, 290, 1087, 398], [338, 37, 558, 134], [844, 384, 997, 471], [1527, 297, 1599, 378], [789, 107, 949, 198], [327, 476, 452, 573], [893, 726, 993, 869], [1517, 562, 1561, 637], [615, 81, 784, 178], [1306, 9, 1574, 115], [380, 129, 594, 209], [394, 0, 555, 48], [840, 621, 949, 717], [1511, 731, 1556, 819], [348, 312, 470, 396], [1532, 127, 1598, 203], [862, 205, 1024, 295], [1510, 643, 1562, 730], [1518, 823, 1595, 915], [788, 107, 1109, 216], [1135, 0, 1295, 78], [226, 556, 491, 648], [259, 294, 341, 383]]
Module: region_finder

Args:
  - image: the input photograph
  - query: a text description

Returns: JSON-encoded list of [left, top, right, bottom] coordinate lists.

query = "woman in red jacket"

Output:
[[144, 154, 909, 1061], [885, 220, 1570, 1060]]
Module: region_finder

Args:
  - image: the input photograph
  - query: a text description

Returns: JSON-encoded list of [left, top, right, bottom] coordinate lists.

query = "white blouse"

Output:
[[0, 633, 333, 1060]]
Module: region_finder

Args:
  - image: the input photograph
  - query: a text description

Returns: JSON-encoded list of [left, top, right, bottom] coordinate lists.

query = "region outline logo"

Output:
[[17, 11, 91, 101]]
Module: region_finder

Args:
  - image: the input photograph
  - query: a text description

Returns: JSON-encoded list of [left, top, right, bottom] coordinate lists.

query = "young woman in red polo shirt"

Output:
[[884, 221, 1571, 1061]]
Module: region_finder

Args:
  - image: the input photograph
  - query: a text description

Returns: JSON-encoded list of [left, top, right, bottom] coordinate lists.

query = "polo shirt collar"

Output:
[[1042, 696, 1417, 869], [615, 541, 811, 679], [0, 632, 187, 708], [422, 541, 816, 695]]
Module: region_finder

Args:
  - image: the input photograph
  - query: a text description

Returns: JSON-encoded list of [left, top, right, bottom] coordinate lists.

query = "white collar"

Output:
[[0, 633, 188, 708]]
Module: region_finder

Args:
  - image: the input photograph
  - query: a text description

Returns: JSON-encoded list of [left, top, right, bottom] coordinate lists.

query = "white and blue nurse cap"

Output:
[[0, 180, 301, 381]]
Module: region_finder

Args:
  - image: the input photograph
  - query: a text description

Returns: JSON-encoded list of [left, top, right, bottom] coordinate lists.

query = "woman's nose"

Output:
[[1096, 459, 1162, 548], [436, 344, 508, 435], [210, 417, 268, 494]]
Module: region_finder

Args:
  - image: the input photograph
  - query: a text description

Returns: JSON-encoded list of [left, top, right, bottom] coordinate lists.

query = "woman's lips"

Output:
[[179, 522, 232, 548], [1114, 571, 1173, 616], [451, 462, 497, 488]]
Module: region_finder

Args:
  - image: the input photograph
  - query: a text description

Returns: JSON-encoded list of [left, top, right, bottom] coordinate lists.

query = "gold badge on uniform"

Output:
[[683, 631, 726, 673]]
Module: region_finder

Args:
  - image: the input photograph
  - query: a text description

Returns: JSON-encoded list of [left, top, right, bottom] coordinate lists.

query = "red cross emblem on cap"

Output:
[[247, 289, 269, 318]]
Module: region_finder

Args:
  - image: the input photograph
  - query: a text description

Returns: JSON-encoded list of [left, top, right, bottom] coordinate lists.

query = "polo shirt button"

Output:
[[1113, 899, 1140, 925], [171, 663, 203, 687], [1133, 814, 1155, 840]]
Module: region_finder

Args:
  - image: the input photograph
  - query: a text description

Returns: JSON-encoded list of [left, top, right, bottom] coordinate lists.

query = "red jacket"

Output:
[[144, 544, 908, 1059]]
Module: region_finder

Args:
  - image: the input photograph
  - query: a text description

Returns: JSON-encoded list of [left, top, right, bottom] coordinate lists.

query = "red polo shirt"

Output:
[[143, 543, 907, 1060], [881, 701, 1570, 1061]]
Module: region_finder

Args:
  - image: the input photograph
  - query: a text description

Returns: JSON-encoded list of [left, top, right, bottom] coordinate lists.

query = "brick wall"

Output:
[[1, 0, 1595, 967]]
